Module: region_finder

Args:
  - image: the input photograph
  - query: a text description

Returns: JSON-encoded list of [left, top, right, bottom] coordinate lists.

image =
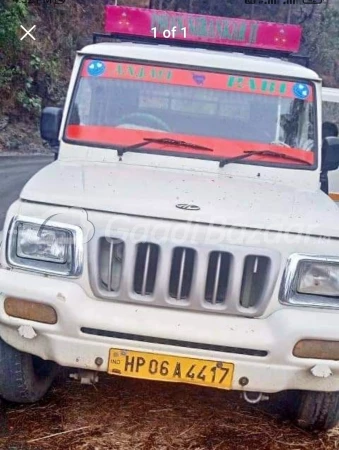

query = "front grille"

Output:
[[98, 238, 124, 292], [169, 247, 195, 300], [93, 237, 280, 317], [240, 255, 270, 308], [134, 243, 159, 296], [205, 252, 232, 305]]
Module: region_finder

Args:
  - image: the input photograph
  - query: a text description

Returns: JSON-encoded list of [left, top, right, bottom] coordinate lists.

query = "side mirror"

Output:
[[40, 107, 63, 148], [322, 136, 339, 172]]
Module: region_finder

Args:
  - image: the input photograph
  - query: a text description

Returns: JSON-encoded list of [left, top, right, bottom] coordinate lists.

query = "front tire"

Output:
[[288, 390, 339, 431], [0, 338, 57, 403]]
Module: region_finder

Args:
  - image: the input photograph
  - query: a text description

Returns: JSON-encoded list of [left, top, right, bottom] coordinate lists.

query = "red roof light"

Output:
[[105, 6, 302, 54]]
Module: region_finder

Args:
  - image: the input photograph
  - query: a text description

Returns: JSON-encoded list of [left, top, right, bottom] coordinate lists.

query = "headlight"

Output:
[[7, 217, 83, 277], [298, 261, 339, 297], [280, 254, 339, 308], [17, 222, 70, 263]]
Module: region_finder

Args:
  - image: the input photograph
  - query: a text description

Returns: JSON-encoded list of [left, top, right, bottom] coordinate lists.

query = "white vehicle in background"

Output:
[[323, 87, 339, 201], [1, 5, 339, 432]]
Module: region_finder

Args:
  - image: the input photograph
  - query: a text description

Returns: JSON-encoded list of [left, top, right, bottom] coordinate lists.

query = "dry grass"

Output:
[[0, 375, 339, 450]]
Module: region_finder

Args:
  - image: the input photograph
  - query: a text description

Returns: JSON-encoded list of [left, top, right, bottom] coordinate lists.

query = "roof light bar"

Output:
[[105, 6, 302, 54]]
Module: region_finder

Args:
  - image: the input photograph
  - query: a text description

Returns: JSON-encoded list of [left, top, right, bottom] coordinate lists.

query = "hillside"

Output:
[[0, 0, 338, 153]]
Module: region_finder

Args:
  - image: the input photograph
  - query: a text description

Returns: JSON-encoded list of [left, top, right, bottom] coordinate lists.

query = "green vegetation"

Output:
[[0, 0, 101, 121], [0, 1, 28, 106], [0, 1, 27, 53], [0, 1, 45, 115]]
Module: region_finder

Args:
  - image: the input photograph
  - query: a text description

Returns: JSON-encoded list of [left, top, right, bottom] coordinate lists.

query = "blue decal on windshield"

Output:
[[293, 83, 310, 100], [88, 61, 106, 77]]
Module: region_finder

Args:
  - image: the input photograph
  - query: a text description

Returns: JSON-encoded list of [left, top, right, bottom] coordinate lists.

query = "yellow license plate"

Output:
[[108, 349, 234, 389]]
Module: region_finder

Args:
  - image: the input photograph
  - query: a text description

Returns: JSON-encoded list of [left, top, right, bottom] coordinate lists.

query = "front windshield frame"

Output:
[[63, 55, 319, 171]]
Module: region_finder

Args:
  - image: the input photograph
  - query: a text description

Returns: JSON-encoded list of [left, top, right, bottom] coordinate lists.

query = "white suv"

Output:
[[1, 6, 339, 432]]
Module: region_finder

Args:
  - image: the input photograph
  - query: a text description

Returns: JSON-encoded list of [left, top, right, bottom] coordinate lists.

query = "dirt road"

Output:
[[0, 375, 338, 450]]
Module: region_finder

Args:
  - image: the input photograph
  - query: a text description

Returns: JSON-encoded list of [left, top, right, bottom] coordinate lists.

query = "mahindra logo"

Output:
[[176, 204, 200, 211]]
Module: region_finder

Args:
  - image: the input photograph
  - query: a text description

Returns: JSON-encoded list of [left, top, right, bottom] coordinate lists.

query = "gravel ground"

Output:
[[0, 375, 338, 450]]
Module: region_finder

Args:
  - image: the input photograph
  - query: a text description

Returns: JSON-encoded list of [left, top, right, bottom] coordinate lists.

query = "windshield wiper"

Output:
[[117, 140, 310, 167], [144, 138, 214, 152], [219, 150, 312, 168], [118, 137, 213, 157]]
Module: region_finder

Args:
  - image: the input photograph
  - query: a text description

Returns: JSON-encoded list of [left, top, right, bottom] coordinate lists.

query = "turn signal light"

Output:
[[293, 339, 339, 360], [4, 297, 57, 325]]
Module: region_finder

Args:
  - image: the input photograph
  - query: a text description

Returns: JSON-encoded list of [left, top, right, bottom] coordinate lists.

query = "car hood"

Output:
[[20, 160, 339, 238]]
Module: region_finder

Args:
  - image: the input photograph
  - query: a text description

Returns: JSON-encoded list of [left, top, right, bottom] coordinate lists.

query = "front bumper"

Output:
[[0, 269, 339, 393]]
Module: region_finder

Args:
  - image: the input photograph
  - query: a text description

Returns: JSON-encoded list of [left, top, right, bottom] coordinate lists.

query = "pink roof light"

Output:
[[105, 6, 302, 53]]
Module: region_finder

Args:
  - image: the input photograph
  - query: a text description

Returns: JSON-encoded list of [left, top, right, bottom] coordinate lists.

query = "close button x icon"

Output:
[[20, 25, 36, 41]]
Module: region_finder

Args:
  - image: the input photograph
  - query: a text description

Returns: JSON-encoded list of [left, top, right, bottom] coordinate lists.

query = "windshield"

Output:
[[65, 59, 316, 167]]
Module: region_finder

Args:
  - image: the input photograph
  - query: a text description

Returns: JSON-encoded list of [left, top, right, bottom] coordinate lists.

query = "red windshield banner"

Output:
[[81, 60, 313, 101], [105, 6, 302, 53]]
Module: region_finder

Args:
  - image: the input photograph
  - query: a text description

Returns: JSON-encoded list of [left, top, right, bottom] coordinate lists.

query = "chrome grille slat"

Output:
[[190, 248, 210, 307], [107, 240, 114, 292], [177, 248, 187, 301], [211, 252, 222, 305], [240, 259, 255, 308], [240, 255, 270, 309], [141, 244, 151, 296], [219, 255, 245, 312], [98, 238, 124, 293], [153, 248, 170, 303], [119, 242, 136, 299], [204, 252, 232, 306], [169, 247, 195, 300], [133, 243, 159, 296]]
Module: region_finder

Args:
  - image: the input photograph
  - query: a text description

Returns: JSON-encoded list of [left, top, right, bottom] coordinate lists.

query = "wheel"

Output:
[[286, 390, 339, 431], [0, 338, 57, 403]]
